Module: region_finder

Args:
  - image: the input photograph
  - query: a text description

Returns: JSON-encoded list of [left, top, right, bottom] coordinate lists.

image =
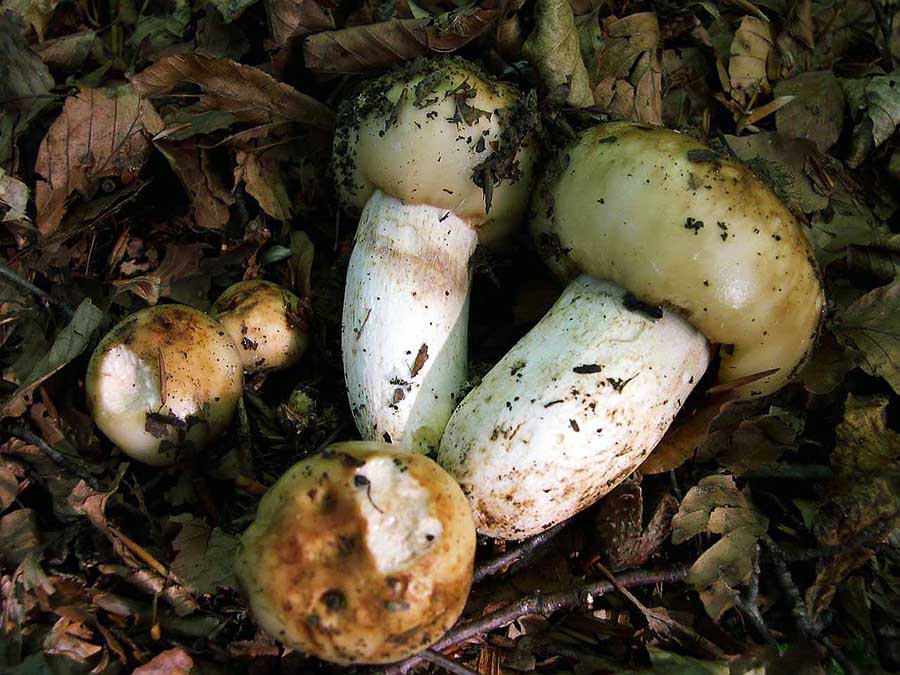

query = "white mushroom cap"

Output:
[[531, 122, 825, 396], [210, 279, 308, 373], [85, 305, 243, 466], [234, 441, 476, 665], [333, 57, 539, 246]]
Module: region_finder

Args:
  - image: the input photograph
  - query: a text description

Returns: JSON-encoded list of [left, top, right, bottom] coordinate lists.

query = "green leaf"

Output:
[[1, 299, 105, 418], [834, 281, 900, 393]]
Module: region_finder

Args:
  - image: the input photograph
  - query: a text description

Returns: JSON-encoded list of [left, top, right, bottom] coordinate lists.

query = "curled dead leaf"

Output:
[[728, 16, 773, 105]]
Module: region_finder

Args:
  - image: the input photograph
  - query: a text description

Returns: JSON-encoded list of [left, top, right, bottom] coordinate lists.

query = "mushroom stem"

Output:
[[342, 190, 478, 452], [438, 275, 711, 540]]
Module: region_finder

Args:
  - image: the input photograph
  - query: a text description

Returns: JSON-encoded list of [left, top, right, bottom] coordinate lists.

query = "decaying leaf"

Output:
[[592, 13, 663, 124], [727, 16, 773, 105], [1, 298, 104, 419], [208, 0, 258, 23], [0, 169, 29, 223], [0, 508, 41, 565], [34, 85, 157, 236], [834, 281, 900, 393], [155, 141, 234, 231], [266, 0, 335, 44], [303, 8, 499, 75], [700, 408, 803, 477], [593, 480, 679, 572], [522, 0, 593, 107], [234, 149, 292, 221], [672, 475, 768, 620], [113, 243, 212, 308], [288, 229, 314, 297], [131, 53, 335, 131], [34, 30, 96, 72], [169, 514, 240, 594], [773, 70, 845, 152], [843, 72, 900, 168], [133, 648, 195, 675]]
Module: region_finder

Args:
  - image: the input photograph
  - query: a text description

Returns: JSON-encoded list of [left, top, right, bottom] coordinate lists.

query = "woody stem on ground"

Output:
[[382, 564, 690, 675], [734, 545, 775, 645], [473, 522, 567, 584], [0, 259, 74, 317]]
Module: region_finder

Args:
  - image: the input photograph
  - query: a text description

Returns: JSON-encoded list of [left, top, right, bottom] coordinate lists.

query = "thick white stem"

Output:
[[342, 190, 477, 453], [438, 275, 712, 540]]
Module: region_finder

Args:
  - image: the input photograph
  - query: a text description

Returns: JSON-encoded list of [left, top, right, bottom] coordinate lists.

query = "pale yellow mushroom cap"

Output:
[[85, 305, 243, 466], [234, 441, 476, 664], [332, 58, 539, 247], [530, 122, 825, 397], [210, 279, 308, 373]]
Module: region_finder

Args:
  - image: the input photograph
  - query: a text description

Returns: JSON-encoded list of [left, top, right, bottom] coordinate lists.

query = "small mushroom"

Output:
[[234, 441, 475, 665], [438, 122, 825, 540], [85, 304, 243, 466], [210, 279, 308, 373], [333, 58, 538, 452]]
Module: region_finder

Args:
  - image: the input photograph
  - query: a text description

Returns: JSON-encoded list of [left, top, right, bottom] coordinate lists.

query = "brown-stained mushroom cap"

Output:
[[234, 441, 476, 664]]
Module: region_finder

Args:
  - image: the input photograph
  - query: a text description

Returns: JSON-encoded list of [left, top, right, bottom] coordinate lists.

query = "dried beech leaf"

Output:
[[522, 0, 593, 107], [267, 0, 335, 44], [155, 141, 234, 231], [133, 648, 195, 675], [592, 12, 663, 124], [728, 16, 773, 104], [774, 71, 844, 152], [35, 30, 96, 72], [34, 86, 156, 236], [303, 8, 498, 75], [131, 53, 335, 131], [234, 149, 292, 221], [835, 281, 900, 393], [672, 475, 768, 620]]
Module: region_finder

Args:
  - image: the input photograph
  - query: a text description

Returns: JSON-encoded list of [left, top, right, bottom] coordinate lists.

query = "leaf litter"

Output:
[[0, 0, 899, 673]]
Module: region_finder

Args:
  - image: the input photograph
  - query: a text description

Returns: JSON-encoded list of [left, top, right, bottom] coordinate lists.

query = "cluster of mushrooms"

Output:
[[85, 57, 825, 665]]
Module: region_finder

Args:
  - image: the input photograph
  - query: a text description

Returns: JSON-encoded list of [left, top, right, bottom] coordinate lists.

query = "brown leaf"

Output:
[[267, 0, 335, 44], [34, 86, 157, 236], [835, 281, 900, 393], [133, 647, 195, 675], [169, 514, 239, 594], [113, 243, 211, 306], [522, 0, 593, 107], [234, 149, 292, 221], [784, 0, 814, 49], [155, 141, 234, 231], [639, 392, 737, 475], [774, 71, 844, 152], [592, 13, 663, 124], [0, 508, 41, 565], [0, 12, 54, 116], [303, 8, 499, 75], [131, 53, 334, 131], [35, 30, 97, 72], [728, 16, 773, 105]]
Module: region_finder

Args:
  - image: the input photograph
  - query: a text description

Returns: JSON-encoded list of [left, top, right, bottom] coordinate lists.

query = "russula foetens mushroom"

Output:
[[210, 279, 308, 373], [333, 58, 538, 452], [438, 122, 825, 540], [234, 441, 475, 665], [86, 304, 243, 466]]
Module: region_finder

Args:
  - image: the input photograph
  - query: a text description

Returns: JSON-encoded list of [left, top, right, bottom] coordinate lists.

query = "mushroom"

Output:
[[333, 58, 538, 452], [85, 304, 243, 466], [437, 122, 825, 540], [234, 441, 475, 665], [210, 279, 308, 373]]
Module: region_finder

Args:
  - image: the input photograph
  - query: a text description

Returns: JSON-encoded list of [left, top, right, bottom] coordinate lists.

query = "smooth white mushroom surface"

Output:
[[210, 279, 308, 373], [333, 57, 538, 452], [438, 277, 710, 539], [438, 122, 825, 540], [85, 304, 243, 466], [234, 441, 476, 665]]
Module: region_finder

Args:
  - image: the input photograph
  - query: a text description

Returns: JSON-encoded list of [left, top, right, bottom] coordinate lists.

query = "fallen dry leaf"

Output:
[[133, 647, 195, 675], [303, 8, 499, 75], [773, 70, 844, 152], [522, 0, 593, 107], [834, 281, 900, 394], [266, 0, 335, 44], [131, 53, 335, 131], [34, 85, 157, 236], [234, 149, 292, 221], [154, 141, 234, 231], [727, 16, 773, 105]]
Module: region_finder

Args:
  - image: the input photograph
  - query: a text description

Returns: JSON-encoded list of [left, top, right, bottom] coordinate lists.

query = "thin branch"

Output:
[[2, 424, 100, 490], [473, 522, 566, 584], [383, 564, 689, 675], [735, 545, 774, 645], [0, 260, 74, 317], [420, 650, 479, 675]]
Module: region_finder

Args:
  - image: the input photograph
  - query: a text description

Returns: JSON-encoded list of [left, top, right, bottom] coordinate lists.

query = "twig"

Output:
[[1, 424, 100, 490], [419, 650, 479, 675], [383, 564, 689, 675], [734, 545, 775, 645], [763, 538, 858, 675], [473, 522, 566, 584], [0, 260, 74, 317], [742, 464, 833, 481]]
